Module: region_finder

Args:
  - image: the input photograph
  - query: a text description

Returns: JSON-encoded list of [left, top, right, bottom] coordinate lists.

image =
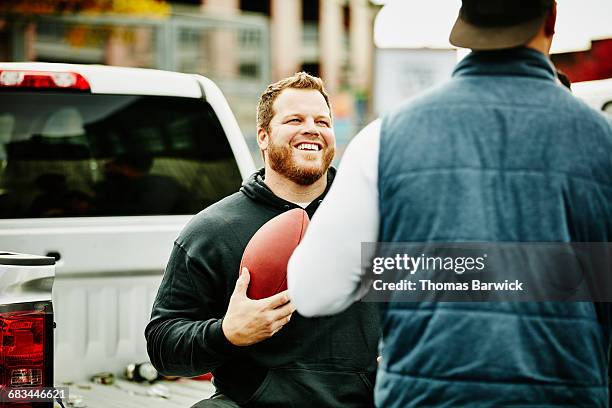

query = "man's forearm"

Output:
[[145, 317, 235, 376]]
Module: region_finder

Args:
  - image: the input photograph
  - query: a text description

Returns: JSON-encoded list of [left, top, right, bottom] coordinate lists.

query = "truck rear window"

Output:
[[0, 91, 242, 218]]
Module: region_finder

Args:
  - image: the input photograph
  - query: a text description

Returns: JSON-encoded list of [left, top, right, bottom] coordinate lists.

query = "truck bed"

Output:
[[55, 378, 215, 408]]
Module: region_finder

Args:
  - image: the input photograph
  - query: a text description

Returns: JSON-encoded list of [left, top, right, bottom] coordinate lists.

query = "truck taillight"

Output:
[[0, 252, 55, 407], [0, 70, 90, 90], [0, 302, 53, 406]]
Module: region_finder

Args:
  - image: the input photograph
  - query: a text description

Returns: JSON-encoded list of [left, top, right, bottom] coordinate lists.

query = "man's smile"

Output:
[[294, 141, 322, 152]]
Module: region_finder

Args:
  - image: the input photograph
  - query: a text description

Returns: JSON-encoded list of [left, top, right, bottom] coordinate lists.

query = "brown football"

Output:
[[240, 208, 310, 300]]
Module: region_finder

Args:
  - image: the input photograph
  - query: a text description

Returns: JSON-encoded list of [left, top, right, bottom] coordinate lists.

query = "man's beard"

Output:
[[267, 140, 334, 186]]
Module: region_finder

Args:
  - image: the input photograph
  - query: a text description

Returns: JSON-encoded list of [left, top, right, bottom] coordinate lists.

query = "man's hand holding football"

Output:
[[222, 268, 295, 346]]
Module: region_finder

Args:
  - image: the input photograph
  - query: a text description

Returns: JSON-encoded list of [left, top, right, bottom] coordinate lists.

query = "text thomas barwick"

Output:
[[372, 279, 524, 291]]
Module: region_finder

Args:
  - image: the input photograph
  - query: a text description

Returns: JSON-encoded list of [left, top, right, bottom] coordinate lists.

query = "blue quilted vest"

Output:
[[376, 48, 612, 407]]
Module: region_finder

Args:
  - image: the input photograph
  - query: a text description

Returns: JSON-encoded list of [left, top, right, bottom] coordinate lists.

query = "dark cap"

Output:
[[449, 0, 554, 50]]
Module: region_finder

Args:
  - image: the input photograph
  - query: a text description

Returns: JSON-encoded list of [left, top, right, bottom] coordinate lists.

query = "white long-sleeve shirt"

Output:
[[287, 119, 381, 316]]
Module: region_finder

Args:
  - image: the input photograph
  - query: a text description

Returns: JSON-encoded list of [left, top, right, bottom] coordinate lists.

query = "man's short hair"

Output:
[[256, 72, 332, 133]]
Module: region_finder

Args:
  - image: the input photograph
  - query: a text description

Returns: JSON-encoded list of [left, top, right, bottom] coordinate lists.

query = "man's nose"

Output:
[[302, 118, 320, 135]]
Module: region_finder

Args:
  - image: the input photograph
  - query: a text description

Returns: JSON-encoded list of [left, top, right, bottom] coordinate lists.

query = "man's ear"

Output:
[[544, 1, 557, 37], [257, 127, 269, 150]]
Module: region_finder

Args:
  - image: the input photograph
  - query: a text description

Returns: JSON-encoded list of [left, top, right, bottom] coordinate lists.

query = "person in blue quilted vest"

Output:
[[288, 0, 612, 406]]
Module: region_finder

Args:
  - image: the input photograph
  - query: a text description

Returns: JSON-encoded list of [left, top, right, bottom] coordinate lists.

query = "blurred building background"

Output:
[[0, 0, 380, 165], [2, 1, 610, 165]]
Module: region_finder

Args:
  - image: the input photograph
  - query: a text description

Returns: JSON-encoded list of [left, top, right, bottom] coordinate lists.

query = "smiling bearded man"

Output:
[[257, 81, 336, 190], [266, 125, 335, 186], [146, 72, 380, 408]]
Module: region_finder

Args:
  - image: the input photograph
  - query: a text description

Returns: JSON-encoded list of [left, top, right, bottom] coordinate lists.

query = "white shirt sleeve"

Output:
[[287, 119, 381, 317]]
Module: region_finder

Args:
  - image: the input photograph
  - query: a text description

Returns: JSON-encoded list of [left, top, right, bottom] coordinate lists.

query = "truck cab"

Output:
[[0, 63, 256, 407]]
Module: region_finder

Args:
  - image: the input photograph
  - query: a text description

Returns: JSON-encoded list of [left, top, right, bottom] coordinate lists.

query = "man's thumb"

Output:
[[235, 267, 250, 294]]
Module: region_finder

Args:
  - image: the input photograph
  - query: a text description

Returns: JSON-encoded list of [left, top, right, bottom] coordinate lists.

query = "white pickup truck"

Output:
[[0, 62, 256, 407]]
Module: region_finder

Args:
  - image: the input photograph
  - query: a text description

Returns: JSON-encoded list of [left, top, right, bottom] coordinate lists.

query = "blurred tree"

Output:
[[0, 0, 170, 17]]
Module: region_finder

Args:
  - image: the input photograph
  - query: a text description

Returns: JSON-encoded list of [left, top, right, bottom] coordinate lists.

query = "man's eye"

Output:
[[288, 118, 300, 123], [318, 121, 330, 127]]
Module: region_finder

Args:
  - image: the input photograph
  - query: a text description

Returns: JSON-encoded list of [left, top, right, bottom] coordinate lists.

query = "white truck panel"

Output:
[[0, 216, 191, 275], [53, 274, 162, 383], [0, 263, 54, 304]]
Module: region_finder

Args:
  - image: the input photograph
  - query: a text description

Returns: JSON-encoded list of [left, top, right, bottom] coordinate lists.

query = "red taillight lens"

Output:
[[0, 70, 90, 90], [0, 304, 52, 391]]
